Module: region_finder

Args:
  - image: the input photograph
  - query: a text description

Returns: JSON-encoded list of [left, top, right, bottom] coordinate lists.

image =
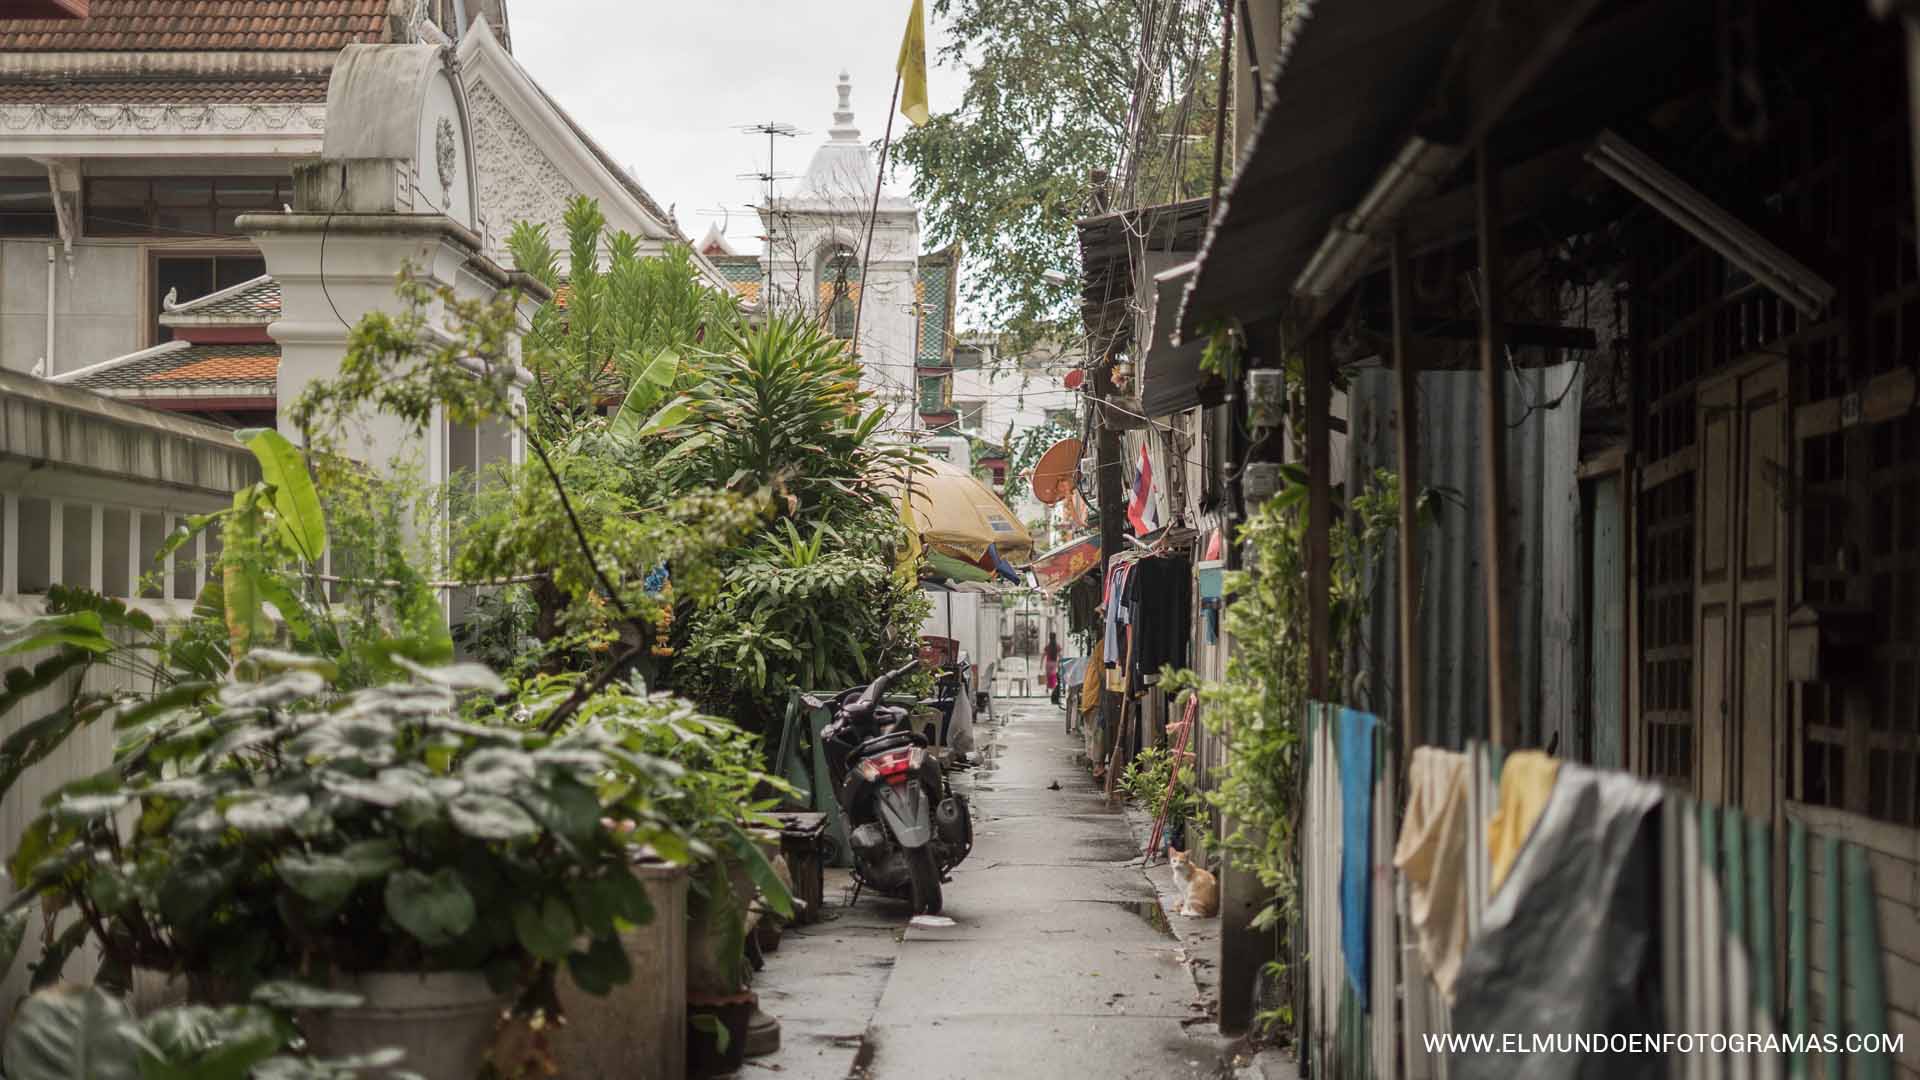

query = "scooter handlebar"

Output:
[[852, 658, 923, 714]]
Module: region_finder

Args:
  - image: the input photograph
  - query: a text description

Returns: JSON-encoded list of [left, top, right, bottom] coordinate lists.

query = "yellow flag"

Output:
[[897, 0, 930, 126]]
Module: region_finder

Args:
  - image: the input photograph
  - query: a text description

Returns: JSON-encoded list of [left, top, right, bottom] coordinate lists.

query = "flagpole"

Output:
[[850, 67, 903, 371]]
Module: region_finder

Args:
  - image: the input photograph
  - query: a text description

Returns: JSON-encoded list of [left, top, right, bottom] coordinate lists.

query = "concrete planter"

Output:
[[301, 971, 508, 1080], [550, 860, 690, 1080]]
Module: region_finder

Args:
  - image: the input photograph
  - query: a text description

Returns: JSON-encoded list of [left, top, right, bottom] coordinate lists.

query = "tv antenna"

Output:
[[737, 120, 802, 304]]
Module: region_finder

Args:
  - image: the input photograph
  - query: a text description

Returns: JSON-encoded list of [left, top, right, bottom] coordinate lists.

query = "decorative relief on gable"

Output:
[[0, 103, 327, 137], [466, 78, 577, 256]]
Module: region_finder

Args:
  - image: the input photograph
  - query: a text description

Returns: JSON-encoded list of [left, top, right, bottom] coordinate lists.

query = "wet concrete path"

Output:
[[750, 698, 1234, 1079]]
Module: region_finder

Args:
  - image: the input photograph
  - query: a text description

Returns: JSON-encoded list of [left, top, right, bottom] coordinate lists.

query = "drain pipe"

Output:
[[42, 244, 55, 377]]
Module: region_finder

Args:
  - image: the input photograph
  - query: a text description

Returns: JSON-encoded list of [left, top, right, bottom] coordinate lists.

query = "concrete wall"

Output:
[[0, 240, 145, 377]]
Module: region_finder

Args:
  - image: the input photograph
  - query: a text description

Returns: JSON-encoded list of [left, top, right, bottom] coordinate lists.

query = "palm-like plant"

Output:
[[658, 314, 916, 530], [506, 196, 741, 446]]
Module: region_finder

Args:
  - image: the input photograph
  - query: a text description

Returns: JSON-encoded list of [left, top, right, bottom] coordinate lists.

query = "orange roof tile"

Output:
[[146, 353, 278, 382]]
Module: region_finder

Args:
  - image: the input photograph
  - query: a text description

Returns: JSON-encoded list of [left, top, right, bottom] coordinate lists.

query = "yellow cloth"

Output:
[[1392, 747, 1471, 1000], [1487, 750, 1561, 896], [1080, 638, 1104, 716], [896, 0, 930, 126]]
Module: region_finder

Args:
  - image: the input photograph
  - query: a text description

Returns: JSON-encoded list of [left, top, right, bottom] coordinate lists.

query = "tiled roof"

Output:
[[712, 255, 763, 284], [0, 1, 390, 51], [68, 341, 278, 395], [0, 78, 330, 104], [159, 275, 280, 326], [917, 254, 954, 365]]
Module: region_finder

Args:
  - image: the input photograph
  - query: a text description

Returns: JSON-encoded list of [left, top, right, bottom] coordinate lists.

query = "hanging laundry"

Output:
[[1487, 750, 1560, 896], [1392, 747, 1471, 1000], [1337, 706, 1378, 1005], [1079, 637, 1104, 717], [1121, 554, 1191, 693], [1450, 764, 1665, 1080]]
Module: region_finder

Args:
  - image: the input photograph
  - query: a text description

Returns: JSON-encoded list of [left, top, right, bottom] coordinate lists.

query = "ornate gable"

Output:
[[466, 75, 575, 259]]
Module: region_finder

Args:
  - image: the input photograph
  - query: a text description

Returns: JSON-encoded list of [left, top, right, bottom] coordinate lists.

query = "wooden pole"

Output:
[[1476, 145, 1518, 747], [1392, 232, 1422, 763], [1306, 332, 1332, 703]]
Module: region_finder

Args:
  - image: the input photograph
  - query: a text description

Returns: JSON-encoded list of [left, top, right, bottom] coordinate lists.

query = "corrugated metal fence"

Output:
[[1303, 705, 1903, 1080]]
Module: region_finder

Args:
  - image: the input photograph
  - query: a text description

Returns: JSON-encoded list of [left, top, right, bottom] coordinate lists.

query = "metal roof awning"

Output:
[[1077, 197, 1212, 350], [1176, 0, 1475, 340], [1175, 0, 1672, 341], [1141, 260, 1208, 416]]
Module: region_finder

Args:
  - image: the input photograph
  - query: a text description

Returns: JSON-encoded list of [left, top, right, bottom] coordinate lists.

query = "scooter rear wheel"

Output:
[[907, 845, 943, 915]]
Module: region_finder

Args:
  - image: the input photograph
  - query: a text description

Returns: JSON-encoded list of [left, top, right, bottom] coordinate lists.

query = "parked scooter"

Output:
[[816, 659, 973, 914]]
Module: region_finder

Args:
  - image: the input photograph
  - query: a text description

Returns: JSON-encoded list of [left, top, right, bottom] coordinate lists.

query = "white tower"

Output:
[[760, 72, 923, 417]]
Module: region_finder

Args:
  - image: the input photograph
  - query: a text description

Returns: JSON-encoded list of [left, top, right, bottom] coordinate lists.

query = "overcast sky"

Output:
[[512, 0, 965, 253]]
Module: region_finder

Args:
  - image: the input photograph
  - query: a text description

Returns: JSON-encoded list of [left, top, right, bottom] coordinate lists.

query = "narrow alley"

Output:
[[752, 699, 1241, 1080]]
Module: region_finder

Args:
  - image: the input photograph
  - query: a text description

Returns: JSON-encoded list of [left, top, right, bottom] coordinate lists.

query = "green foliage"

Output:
[[1117, 739, 1203, 838], [508, 196, 741, 447], [504, 676, 795, 993], [0, 650, 692, 1007], [892, 0, 1221, 347], [1, 983, 406, 1080], [654, 313, 916, 526], [1165, 466, 1404, 960], [677, 507, 932, 730]]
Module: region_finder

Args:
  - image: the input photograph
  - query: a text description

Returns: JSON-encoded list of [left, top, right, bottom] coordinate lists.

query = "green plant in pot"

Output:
[[515, 675, 794, 1074], [0, 645, 692, 1079]]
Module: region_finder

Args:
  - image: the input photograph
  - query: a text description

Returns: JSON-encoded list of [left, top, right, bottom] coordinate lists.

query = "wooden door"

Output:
[[1695, 361, 1789, 819]]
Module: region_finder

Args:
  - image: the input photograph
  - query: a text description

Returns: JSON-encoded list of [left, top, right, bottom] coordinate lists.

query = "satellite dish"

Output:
[[1030, 437, 1084, 505]]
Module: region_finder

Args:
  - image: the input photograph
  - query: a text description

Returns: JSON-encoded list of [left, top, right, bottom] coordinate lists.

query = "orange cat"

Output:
[[1169, 847, 1219, 917]]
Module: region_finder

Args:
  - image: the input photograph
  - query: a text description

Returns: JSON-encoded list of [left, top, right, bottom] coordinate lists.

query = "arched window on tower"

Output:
[[819, 245, 859, 340]]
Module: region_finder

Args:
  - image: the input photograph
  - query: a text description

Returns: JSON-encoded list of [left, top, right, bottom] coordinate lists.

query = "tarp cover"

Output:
[[1450, 763, 1665, 1079]]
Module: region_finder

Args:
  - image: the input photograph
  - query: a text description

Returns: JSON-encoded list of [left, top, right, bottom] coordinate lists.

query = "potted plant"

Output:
[[517, 676, 794, 1077], [0, 646, 690, 1079]]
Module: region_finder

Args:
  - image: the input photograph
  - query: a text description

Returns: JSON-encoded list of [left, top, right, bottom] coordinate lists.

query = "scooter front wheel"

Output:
[[906, 845, 943, 915]]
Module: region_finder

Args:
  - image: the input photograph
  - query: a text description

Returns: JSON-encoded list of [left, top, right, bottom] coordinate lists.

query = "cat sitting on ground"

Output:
[[1169, 846, 1219, 917]]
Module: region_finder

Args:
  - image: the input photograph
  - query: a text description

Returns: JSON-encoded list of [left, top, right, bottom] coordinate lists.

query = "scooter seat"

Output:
[[854, 730, 925, 758]]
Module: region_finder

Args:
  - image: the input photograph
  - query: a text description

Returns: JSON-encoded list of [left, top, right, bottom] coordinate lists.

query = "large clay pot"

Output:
[[301, 971, 508, 1080], [549, 860, 690, 1079]]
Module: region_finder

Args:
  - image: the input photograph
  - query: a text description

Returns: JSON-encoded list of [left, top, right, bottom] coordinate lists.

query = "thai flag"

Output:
[[1128, 443, 1161, 534]]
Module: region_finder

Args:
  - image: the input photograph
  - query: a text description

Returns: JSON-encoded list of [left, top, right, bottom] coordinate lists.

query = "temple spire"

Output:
[[829, 70, 859, 143]]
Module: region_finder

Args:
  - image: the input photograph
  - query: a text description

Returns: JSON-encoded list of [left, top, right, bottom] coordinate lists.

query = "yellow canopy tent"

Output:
[[896, 460, 1034, 567]]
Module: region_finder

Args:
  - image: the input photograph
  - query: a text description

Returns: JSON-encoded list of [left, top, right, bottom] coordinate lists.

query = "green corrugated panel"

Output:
[[1844, 843, 1891, 1080], [1748, 817, 1775, 1026], [1725, 807, 1746, 944], [1822, 835, 1842, 1076], [1788, 818, 1807, 1080]]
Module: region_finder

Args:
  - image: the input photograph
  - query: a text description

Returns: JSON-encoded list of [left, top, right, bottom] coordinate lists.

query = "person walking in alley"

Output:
[[1044, 633, 1062, 705]]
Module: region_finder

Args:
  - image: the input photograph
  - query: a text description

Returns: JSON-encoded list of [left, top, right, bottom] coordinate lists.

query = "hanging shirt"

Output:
[[1123, 555, 1192, 694], [1080, 638, 1105, 715], [1393, 747, 1472, 1001], [1487, 751, 1562, 896]]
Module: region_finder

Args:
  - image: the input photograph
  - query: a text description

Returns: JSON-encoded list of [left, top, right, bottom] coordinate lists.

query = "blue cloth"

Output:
[[985, 544, 1021, 584], [1337, 705, 1379, 1007]]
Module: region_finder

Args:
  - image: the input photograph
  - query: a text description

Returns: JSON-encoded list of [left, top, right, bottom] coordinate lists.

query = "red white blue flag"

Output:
[[1128, 442, 1161, 534]]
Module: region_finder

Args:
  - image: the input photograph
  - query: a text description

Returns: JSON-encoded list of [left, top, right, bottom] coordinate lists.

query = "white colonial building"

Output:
[[0, 1, 719, 388]]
